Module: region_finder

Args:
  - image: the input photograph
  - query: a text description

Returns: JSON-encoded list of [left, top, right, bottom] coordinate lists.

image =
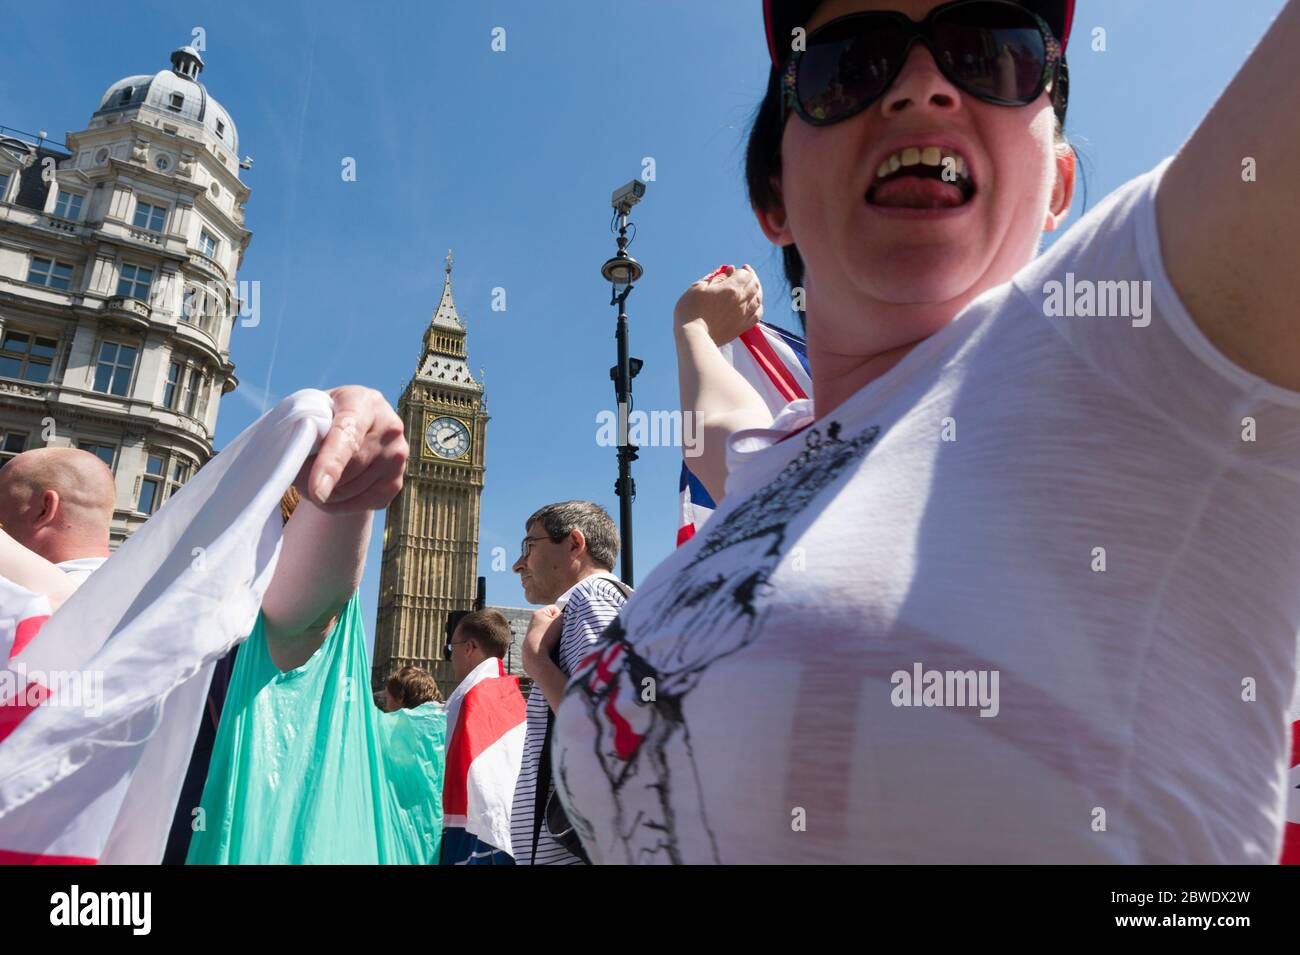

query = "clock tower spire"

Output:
[[373, 251, 489, 698]]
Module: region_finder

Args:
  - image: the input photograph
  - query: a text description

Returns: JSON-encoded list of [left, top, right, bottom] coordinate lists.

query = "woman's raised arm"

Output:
[[1157, 0, 1300, 391], [674, 264, 776, 505]]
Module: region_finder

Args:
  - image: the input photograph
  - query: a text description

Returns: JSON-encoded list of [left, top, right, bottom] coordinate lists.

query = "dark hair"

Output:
[[279, 485, 301, 526], [744, 71, 1075, 334], [386, 665, 442, 708], [525, 501, 619, 572], [455, 609, 513, 659], [745, 70, 805, 302]]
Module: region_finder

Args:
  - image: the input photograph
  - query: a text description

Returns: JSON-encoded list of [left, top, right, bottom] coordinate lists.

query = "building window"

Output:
[[169, 93, 184, 111], [215, 119, 225, 137], [116, 263, 153, 300], [0, 172, 10, 202], [53, 191, 84, 220], [132, 200, 167, 232], [167, 458, 192, 499], [0, 331, 58, 383], [182, 366, 201, 416], [198, 229, 218, 257], [119, 86, 134, 104], [210, 289, 227, 331], [0, 432, 28, 468], [138, 450, 192, 512], [164, 360, 182, 407], [182, 285, 222, 334], [78, 442, 118, 473], [92, 341, 138, 397], [181, 287, 197, 324], [183, 287, 219, 335], [27, 256, 74, 290], [197, 373, 212, 422], [138, 452, 165, 513]]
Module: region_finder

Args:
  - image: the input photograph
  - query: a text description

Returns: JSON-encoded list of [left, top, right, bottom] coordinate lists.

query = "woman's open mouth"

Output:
[[866, 146, 976, 210]]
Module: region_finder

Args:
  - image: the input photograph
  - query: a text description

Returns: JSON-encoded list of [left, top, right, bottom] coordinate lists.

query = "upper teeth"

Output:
[[876, 146, 969, 181]]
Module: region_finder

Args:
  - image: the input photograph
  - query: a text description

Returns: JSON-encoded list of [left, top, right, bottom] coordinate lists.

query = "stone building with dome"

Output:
[[0, 46, 251, 543]]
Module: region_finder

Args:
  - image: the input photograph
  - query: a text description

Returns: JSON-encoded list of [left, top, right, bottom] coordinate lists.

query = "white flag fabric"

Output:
[[0, 389, 333, 864]]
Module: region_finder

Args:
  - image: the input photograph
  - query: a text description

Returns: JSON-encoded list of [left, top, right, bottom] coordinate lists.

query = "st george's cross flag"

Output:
[[677, 321, 811, 546], [441, 655, 527, 863], [1283, 668, 1300, 864], [0, 390, 333, 864], [1283, 720, 1300, 864]]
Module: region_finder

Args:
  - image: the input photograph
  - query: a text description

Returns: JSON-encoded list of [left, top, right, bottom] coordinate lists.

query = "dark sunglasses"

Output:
[[782, 0, 1062, 127]]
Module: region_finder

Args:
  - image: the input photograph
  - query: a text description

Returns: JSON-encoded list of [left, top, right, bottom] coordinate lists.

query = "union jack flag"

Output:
[[677, 321, 811, 546]]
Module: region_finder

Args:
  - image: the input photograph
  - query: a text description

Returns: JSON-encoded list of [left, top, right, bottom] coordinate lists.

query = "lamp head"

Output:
[[601, 253, 643, 291]]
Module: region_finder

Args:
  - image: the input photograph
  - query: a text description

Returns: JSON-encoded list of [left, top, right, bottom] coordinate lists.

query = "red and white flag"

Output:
[[1282, 720, 1300, 864], [1283, 667, 1300, 864], [441, 656, 526, 862], [0, 390, 333, 864], [677, 321, 811, 546]]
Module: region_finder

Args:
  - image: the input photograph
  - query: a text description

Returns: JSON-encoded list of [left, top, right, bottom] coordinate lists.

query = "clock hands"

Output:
[[428, 420, 466, 456]]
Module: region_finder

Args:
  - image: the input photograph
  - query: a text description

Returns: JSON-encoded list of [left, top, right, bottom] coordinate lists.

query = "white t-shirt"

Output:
[[57, 557, 107, 587], [553, 157, 1300, 864]]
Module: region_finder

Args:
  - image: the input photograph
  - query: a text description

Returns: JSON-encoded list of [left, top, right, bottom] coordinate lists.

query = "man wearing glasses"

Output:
[[509, 501, 628, 864]]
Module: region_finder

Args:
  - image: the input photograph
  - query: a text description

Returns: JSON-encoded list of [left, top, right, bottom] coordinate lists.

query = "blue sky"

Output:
[[0, 0, 1288, 643]]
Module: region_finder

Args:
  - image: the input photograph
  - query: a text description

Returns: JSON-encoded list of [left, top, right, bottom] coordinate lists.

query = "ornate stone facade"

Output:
[[0, 46, 250, 543]]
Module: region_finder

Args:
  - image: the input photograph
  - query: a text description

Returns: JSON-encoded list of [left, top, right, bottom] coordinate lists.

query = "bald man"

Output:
[[0, 447, 116, 585]]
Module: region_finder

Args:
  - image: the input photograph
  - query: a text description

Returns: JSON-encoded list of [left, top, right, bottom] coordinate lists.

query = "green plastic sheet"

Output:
[[186, 592, 444, 864]]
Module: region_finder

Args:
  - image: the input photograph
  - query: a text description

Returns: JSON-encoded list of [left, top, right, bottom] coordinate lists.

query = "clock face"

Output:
[[425, 416, 470, 459]]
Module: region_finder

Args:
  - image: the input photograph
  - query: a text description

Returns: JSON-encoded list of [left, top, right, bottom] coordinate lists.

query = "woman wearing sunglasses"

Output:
[[552, 0, 1300, 864]]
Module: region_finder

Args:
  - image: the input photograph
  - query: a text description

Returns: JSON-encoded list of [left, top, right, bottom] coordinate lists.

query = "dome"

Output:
[[95, 47, 239, 155]]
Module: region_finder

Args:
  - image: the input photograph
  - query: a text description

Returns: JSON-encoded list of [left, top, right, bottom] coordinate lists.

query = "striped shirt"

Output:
[[510, 572, 627, 864]]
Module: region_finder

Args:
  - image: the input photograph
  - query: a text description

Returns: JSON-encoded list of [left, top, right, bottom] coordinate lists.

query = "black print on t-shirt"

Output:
[[562, 420, 880, 863]]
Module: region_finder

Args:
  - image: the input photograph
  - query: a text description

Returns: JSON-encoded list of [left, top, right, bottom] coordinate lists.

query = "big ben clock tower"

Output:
[[373, 252, 488, 698]]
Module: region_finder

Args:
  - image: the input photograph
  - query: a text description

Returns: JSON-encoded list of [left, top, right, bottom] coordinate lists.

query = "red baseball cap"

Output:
[[763, 0, 1076, 67]]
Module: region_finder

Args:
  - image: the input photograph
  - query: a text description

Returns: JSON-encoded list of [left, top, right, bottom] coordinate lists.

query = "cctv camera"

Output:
[[611, 180, 646, 214]]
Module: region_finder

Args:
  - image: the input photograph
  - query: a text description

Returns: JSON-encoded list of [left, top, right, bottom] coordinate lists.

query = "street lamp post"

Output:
[[601, 180, 646, 586]]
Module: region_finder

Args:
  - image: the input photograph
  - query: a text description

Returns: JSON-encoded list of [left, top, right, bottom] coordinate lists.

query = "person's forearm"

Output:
[[675, 319, 773, 422], [675, 319, 774, 501], [531, 656, 569, 714], [0, 528, 75, 609], [261, 500, 370, 657]]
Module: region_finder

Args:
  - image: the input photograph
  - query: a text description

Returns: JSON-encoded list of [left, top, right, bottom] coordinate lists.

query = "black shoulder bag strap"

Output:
[[530, 577, 633, 864]]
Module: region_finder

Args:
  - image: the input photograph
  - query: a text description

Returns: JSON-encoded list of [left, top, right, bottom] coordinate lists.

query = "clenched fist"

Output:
[[295, 386, 409, 513], [673, 264, 763, 346]]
